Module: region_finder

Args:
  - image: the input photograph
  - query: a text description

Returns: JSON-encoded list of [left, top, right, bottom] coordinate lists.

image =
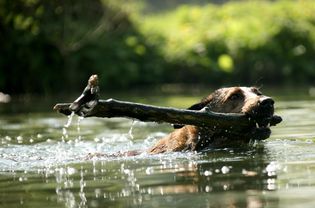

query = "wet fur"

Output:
[[148, 87, 274, 154]]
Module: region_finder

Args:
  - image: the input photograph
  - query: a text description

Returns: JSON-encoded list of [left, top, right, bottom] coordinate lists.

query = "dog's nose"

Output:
[[259, 97, 274, 107]]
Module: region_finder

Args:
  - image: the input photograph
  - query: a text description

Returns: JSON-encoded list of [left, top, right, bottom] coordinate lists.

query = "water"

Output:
[[1, 97, 315, 208]]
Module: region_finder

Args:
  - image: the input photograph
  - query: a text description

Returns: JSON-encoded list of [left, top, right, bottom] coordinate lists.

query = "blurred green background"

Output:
[[1, 0, 315, 95]]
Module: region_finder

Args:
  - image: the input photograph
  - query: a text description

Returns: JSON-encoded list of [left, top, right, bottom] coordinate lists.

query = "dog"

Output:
[[148, 87, 276, 154], [69, 83, 279, 158]]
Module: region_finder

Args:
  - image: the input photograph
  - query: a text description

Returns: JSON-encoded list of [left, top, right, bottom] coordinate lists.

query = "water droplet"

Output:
[[204, 170, 212, 176], [95, 188, 101, 198], [223, 184, 229, 190], [64, 111, 75, 128], [221, 166, 230, 174], [17, 136, 23, 143], [62, 128, 68, 141], [267, 178, 276, 190], [266, 161, 279, 176], [76, 116, 84, 141], [67, 167, 76, 175], [128, 120, 137, 140], [146, 167, 154, 175], [205, 185, 212, 192]]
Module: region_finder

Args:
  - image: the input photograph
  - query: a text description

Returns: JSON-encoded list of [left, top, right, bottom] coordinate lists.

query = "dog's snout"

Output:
[[259, 97, 274, 107]]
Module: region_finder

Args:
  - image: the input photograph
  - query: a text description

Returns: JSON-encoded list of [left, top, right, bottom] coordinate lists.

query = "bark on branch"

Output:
[[53, 75, 282, 132]]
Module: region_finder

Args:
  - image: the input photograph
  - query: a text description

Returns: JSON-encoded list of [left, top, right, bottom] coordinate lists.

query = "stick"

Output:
[[53, 75, 282, 132], [55, 99, 252, 128]]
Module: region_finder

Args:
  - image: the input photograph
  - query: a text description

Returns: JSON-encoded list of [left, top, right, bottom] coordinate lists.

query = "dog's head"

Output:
[[187, 87, 277, 141], [190, 87, 274, 116]]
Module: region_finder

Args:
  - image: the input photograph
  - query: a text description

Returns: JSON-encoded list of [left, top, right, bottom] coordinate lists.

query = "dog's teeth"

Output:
[[256, 123, 259, 128]]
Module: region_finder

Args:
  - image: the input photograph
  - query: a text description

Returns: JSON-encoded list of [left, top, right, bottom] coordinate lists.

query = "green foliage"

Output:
[[0, 0, 164, 94], [140, 0, 315, 85], [1, 0, 315, 94]]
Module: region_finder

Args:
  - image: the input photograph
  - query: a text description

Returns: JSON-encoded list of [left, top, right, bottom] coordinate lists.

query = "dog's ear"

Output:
[[187, 94, 214, 111], [172, 102, 204, 129], [172, 95, 214, 129], [187, 102, 207, 111]]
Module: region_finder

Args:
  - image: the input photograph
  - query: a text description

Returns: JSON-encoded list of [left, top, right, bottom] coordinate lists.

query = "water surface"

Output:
[[1, 96, 315, 208]]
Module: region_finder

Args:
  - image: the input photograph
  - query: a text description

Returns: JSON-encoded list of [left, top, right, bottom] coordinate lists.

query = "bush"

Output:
[[140, 0, 315, 85]]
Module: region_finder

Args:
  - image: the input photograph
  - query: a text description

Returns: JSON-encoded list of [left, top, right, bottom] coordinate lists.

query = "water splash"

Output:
[[65, 111, 75, 128], [62, 112, 75, 142], [79, 167, 87, 206], [127, 120, 137, 140], [76, 116, 84, 142], [62, 128, 68, 142]]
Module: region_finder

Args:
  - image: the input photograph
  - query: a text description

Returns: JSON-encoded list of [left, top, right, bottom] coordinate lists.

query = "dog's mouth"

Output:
[[246, 112, 282, 140], [244, 99, 280, 139]]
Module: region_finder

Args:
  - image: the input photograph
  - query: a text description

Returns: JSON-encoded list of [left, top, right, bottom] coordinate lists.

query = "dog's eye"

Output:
[[229, 93, 243, 100], [252, 88, 262, 95]]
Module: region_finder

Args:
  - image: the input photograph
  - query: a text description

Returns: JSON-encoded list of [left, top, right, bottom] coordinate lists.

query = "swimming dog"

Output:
[[148, 87, 276, 154]]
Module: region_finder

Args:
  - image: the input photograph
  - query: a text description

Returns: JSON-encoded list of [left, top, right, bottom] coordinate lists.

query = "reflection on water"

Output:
[[1, 100, 315, 207]]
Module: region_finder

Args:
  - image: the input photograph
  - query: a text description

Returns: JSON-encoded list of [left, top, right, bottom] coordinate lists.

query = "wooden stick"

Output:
[[55, 99, 252, 128], [53, 75, 282, 132]]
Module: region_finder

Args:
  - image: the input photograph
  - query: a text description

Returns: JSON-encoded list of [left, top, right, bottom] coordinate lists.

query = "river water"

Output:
[[1, 94, 315, 208]]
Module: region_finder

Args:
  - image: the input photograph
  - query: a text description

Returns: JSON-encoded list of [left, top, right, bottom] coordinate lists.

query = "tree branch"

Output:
[[53, 75, 282, 133]]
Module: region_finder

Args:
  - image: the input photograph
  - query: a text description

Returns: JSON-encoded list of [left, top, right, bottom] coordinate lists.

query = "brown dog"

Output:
[[57, 76, 281, 157], [148, 87, 276, 154]]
